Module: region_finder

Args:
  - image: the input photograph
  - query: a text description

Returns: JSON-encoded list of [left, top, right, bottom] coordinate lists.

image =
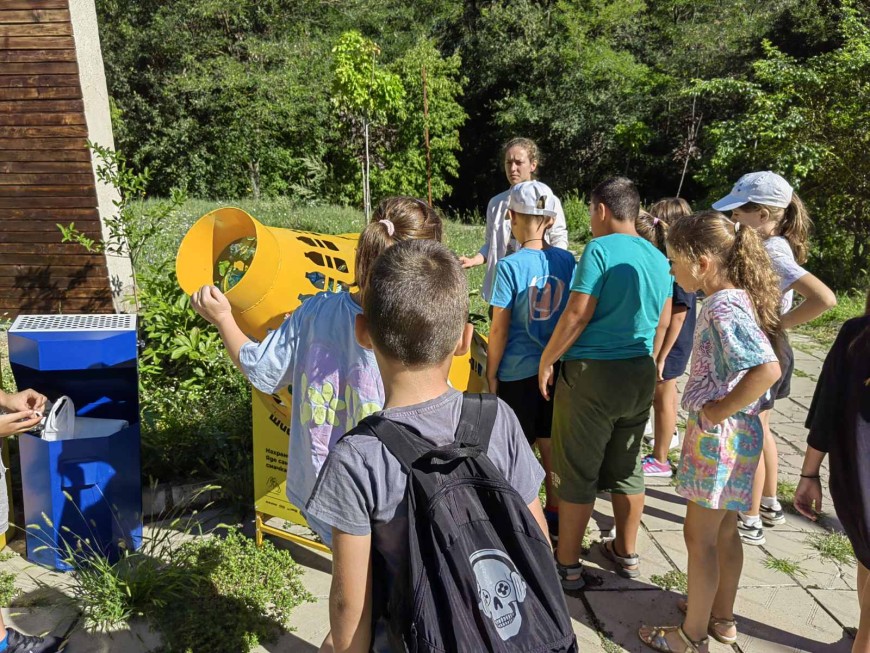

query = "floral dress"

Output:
[[676, 289, 778, 510]]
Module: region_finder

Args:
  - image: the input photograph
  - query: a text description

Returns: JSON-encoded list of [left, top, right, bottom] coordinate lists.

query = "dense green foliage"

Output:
[[97, 0, 869, 287]]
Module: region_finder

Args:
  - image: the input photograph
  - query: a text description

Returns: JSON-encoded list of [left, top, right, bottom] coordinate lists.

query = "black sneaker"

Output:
[[737, 520, 766, 546], [5, 628, 63, 653], [760, 504, 786, 526]]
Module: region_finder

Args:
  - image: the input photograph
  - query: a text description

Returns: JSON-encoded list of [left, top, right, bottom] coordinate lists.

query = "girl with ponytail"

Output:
[[639, 211, 782, 653], [636, 200, 695, 478], [191, 196, 441, 547], [712, 172, 837, 546]]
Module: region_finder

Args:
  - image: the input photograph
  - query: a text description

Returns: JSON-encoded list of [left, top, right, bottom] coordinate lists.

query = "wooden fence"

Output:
[[0, 0, 114, 317]]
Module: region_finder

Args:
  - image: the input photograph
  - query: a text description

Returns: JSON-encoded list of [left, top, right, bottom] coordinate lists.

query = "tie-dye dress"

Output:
[[676, 289, 778, 510]]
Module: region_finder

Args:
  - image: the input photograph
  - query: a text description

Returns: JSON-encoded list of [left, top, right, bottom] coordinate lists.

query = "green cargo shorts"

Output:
[[551, 357, 657, 504]]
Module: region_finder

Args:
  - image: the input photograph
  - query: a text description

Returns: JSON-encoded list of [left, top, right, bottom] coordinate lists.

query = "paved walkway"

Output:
[[0, 334, 857, 652]]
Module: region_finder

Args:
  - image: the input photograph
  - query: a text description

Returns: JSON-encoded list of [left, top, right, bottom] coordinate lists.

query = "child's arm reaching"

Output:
[[327, 529, 373, 653], [486, 307, 511, 394], [191, 285, 253, 368], [701, 360, 781, 426]]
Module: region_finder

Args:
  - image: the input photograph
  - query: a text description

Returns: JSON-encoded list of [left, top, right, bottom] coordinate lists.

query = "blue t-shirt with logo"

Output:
[[564, 234, 671, 361], [490, 247, 576, 381]]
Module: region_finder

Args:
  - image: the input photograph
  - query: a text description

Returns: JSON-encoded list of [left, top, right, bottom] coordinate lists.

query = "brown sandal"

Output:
[[638, 624, 708, 652], [676, 598, 738, 644]]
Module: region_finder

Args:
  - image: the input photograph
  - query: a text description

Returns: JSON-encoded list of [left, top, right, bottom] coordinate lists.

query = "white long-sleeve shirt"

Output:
[[478, 188, 569, 301]]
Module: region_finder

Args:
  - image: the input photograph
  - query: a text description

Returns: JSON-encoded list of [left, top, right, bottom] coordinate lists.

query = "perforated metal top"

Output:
[[11, 314, 137, 332]]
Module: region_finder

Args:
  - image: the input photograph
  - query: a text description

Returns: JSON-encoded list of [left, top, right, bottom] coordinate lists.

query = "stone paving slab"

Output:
[[734, 586, 852, 652], [584, 589, 734, 653]]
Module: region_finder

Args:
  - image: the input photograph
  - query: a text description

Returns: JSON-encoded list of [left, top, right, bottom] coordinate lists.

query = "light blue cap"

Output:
[[712, 171, 793, 211]]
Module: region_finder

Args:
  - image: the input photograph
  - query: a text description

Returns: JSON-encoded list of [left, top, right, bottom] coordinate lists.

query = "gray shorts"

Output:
[[759, 333, 794, 412]]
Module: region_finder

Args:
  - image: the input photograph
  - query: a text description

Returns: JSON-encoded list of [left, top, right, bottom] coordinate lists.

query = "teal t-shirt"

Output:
[[563, 233, 671, 361]]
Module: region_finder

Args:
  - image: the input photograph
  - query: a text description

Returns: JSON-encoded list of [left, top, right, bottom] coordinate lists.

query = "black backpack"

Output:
[[350, 393, 577, 653]]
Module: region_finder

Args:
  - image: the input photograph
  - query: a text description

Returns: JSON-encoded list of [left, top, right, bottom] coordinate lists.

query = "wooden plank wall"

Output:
[[0, 0, 114, 317]]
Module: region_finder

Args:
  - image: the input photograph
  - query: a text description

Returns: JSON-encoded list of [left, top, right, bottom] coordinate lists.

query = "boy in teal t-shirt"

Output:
[[487, 180, 576, 541], [538, 177, 672, 590]]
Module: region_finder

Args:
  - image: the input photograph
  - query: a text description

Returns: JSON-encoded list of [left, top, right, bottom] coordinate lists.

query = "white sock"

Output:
[[739, 511, 762, 527], [761, 496, 782, 511]]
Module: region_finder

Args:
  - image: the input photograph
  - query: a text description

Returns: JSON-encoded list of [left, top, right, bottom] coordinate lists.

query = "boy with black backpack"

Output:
[[307, 239, 576, 653]]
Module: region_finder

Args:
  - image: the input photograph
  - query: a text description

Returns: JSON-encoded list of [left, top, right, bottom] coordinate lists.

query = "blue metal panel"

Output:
[[10, 315, 142, 571], [8, 330, 138, 371]]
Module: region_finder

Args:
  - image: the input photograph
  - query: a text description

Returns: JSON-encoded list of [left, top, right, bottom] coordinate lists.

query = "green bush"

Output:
[[136, 263, 253, 493], [562, 192, 591, 245]]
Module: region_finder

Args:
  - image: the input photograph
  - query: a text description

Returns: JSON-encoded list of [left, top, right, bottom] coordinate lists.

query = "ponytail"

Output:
[[668, 211, 782, 339], [635, 210, 668, 255], [354, 196, 443, 296], [776, 192, 811, 264], [727, 224, 782, 338]]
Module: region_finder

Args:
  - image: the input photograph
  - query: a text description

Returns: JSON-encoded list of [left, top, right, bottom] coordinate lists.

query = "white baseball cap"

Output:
[[508, 180, 558, 217], [712, 171, 794, 211]]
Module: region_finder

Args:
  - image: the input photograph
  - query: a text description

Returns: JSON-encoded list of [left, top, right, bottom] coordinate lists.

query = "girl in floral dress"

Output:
[[639, 211, 782, 653], [191, 197, 442, 546]]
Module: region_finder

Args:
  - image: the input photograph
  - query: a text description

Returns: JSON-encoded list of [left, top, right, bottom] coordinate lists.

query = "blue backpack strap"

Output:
[[357, 415, 432, 473], [455, 393, 498, 452]]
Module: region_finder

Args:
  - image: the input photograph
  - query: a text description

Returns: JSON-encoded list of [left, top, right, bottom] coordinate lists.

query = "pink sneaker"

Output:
[[642, 455, 673, 478]]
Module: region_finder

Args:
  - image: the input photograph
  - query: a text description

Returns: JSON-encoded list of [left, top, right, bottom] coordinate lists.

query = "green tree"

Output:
[[693, 4, 870, 286], [97, 0, 334, 199], [331, 31, 406, 219], [370, 37, 466, 201]]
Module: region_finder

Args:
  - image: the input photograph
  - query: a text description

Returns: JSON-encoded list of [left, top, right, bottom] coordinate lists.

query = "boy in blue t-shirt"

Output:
[[487, 180, 575, 542], [538, 177, 672, 589]]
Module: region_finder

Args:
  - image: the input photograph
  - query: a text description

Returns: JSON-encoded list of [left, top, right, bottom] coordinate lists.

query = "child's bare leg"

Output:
[[612, 493, 644, 559], [746, 409, 775, 519], [652, 379, 678, 464], [640, 501, 721, 651], [536, 438, 558, 510], [556, 500, 594, 576], [760, 410, 779, 498], [683, 502, 728, 642], [710, 511, 741, 639], [855, 561, 870, 653]]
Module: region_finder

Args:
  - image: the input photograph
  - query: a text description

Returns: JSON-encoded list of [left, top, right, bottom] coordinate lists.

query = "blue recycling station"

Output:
[[8, 314, 142, 571]]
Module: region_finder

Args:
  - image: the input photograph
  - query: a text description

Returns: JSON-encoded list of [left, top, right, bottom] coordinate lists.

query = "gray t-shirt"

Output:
[[764, 236, 807, 314], [306, 389, 544, 652]]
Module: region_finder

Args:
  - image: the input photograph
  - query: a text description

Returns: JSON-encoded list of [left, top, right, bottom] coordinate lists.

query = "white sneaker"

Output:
[[737, 512, 766, 546], [669, 429, 680, 450]]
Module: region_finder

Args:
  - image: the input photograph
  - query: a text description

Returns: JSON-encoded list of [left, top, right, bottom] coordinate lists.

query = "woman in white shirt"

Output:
[[459, 138, 569, 301]]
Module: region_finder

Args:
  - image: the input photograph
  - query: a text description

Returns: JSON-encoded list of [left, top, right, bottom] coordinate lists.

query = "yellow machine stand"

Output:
[[176, 207, 487, 553]]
